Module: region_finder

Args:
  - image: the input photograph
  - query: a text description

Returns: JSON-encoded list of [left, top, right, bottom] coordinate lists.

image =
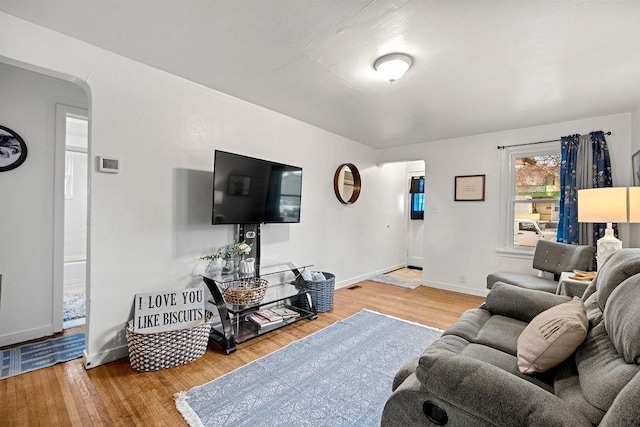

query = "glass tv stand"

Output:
[[201, 261, 317, 354]]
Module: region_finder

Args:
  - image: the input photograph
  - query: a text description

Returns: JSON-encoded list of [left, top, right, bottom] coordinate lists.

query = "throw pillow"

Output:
[[517, 297, 588, 374]]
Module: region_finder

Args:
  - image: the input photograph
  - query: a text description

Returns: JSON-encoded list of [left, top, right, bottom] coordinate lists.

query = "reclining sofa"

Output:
[[382, 249, 640, 426], [487, 240, 595, 293]]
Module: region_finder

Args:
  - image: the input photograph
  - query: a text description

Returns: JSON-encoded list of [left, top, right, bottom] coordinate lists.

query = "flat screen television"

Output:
[[212, 150, 303, 225]]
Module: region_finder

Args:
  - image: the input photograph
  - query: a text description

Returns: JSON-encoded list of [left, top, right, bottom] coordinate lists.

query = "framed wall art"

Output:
[[0, 125, 28, 172], [455, 174, 486, 201]]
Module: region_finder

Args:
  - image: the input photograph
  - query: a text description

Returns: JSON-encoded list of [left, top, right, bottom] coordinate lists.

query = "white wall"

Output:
[[379, 113, 633, 296], [631, 107, 640, 248], [0, 62, 88, 345], [0, 13, 407, 366]]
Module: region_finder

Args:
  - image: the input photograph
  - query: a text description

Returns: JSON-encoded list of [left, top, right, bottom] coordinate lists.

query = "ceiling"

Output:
[[2, 1, 640, 149]]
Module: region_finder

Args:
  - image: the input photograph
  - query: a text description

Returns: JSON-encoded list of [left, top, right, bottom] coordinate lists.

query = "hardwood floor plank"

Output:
[[1, 282, 484, 425]]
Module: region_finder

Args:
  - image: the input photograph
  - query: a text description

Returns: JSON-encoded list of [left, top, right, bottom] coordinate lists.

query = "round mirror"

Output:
[[333, 163, 361, 204]]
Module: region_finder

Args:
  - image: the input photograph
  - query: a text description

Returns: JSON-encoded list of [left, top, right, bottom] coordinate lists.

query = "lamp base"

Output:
[[597, 227, 622, 270]]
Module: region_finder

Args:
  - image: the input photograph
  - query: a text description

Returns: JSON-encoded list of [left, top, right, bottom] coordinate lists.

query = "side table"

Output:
[[556, 271, 594, 298]]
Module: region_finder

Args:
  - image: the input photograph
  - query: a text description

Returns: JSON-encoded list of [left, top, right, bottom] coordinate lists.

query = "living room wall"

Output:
[[379, 113, 634, 296], [631, 106, 640, 248], [0, 13, 408, 366]]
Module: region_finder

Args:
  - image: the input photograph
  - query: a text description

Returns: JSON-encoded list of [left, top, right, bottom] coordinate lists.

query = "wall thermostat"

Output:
[[98, 156, 120, 173]]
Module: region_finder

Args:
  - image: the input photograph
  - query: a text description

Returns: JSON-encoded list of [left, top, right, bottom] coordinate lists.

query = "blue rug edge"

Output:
[[0, 332, 86, 380]]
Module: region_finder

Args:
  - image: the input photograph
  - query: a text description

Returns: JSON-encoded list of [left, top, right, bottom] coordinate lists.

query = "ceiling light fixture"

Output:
[[374, 53, 413, 83]]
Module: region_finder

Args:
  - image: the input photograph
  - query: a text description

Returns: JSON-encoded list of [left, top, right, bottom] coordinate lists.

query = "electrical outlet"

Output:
[[459, 274, 466, 283]]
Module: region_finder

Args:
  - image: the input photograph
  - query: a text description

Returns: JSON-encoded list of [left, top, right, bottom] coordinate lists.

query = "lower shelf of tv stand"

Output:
[[209, 304, 317, 354]]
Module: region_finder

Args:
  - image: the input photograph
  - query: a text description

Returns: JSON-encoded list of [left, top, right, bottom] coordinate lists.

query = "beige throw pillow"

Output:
[[517, 297, 588, 374]]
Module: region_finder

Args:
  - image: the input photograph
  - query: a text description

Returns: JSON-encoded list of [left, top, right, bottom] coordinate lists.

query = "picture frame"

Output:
[[455, 174, 486, 201], [0, 125, 28, 172], [632, 149, 640, 186], [227, 174, 251, 196]]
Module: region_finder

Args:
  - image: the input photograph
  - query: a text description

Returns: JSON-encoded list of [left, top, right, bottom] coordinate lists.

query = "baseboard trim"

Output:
[[423, 281, 489, 297], [0, 325, 54, 347], [334, 263, 406, 290], [84, 344, 128, 369]]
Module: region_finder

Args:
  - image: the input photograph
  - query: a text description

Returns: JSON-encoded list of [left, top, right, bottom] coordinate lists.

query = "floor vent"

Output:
[[348, 285, 362, 290]]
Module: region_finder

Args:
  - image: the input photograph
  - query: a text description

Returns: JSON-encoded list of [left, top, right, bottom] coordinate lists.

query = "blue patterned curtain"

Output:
[[590, 131, 615, 243], [558, 131, 614, 246], [558, 135, 580, 244]]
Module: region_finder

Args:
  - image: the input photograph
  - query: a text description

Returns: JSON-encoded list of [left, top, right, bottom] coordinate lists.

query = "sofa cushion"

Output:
[[553, 359, 606, 425], [485, 282, 571, 323], [462, 343, 554, 392], [487, 272, 558, 293], [532, 240, 594, 277], [517, 298, 588, 374], [442, 308, 490, 343], [583, 291, 603, 327], [595, 248, 640, 311], [475, 315, 527, 356], [581, 277, 598, 301], [603, 275, 640, 364], [575, 322, 640, 411]]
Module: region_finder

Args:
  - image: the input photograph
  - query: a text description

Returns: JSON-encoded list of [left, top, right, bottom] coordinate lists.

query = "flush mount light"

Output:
[[374, 53, 413, 83]]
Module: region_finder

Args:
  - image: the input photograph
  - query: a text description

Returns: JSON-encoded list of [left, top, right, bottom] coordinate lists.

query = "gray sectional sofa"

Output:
[[487, 240, 595, 293], [382, 249, 640, 426]]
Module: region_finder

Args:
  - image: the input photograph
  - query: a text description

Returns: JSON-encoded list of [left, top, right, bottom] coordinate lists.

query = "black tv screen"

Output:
[[212, 150, 302, 225]]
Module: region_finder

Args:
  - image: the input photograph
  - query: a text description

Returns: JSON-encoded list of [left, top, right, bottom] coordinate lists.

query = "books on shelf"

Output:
[[270, 308, 300, 318], [247, 308, 301, 329]]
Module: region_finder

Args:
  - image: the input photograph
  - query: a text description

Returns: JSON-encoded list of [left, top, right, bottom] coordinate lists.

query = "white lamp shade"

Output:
[[374, 53, 412, 82], [577, 187, 628, 223], [629, 187, 640, 223]]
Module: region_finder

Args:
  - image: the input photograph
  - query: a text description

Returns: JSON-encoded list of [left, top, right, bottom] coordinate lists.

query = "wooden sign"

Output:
[[133, 287, 205, 333]]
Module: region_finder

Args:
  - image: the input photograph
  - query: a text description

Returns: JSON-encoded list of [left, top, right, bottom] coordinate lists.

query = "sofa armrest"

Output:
[[415, 350, 592, 426], [485, 282, 571, 323]]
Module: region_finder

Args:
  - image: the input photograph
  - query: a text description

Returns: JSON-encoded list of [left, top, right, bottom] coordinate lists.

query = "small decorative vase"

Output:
[[206, 258, 223, 274], [222, 257, 235, 274]]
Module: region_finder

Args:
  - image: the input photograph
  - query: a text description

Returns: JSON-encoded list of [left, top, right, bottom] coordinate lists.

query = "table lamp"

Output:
[[577, 187, 628, 270]]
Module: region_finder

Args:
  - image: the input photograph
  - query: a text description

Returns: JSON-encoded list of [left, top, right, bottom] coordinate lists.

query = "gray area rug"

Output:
[[368, 273, 422, 289], [63, 292, 86, 321], [175, 309, 441, 427], [1, 333, 85, 379]]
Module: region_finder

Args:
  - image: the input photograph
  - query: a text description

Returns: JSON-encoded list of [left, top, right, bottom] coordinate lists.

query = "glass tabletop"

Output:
[[202, 261, 312, 284]]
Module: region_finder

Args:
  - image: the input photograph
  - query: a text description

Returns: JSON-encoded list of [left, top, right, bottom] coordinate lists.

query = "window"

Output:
[[500, 142, 560, 251], [410, 176, 425, 220]]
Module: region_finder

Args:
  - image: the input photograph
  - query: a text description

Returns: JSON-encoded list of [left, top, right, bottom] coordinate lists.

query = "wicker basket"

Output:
[[125, 311, 213, 372], [300, 272, 335, 312], [221, 278, 269, 306]]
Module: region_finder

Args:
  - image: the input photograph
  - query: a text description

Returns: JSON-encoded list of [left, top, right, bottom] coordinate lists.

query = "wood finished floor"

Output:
[[384, 267, 423, 281], [0, 281, 484, 426]]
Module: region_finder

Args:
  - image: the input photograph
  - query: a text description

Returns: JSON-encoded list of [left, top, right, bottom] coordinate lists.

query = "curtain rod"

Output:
[[496, 131, 611, 150]]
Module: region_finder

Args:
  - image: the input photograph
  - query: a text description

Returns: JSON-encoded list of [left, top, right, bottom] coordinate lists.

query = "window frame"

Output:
[[497, 141, 561, 256]]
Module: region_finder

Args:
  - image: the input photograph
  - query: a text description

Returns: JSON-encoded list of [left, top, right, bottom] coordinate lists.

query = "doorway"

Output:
[[406, 162, 425, 269], [60, 109, 88, 329]]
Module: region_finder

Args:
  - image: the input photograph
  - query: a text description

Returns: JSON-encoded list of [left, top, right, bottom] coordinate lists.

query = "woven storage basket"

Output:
[[222, 278, 269, 306], [125, 311, 213, 372], [301, 272, 335, 312]]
